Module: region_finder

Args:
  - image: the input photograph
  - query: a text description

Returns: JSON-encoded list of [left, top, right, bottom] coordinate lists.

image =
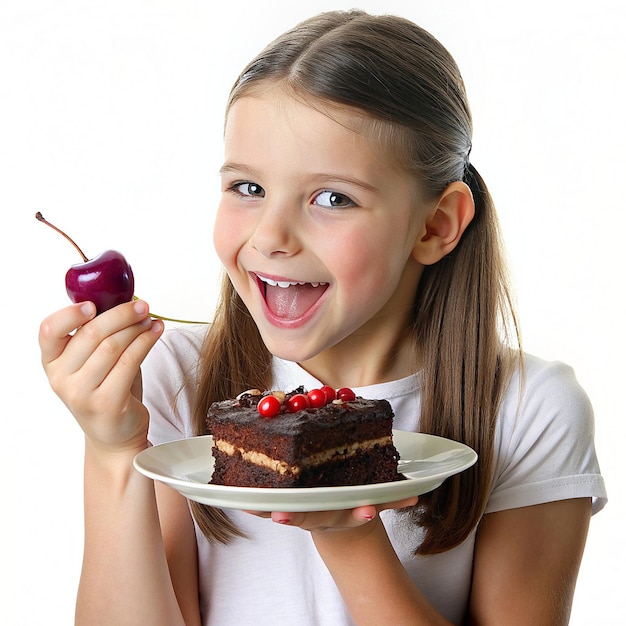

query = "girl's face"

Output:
[[214, 88, 428, 385]]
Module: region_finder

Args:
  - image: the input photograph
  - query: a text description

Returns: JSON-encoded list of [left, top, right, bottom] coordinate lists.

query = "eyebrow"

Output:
[[219, 162, 379, 193], [219, 162, 262, 178]]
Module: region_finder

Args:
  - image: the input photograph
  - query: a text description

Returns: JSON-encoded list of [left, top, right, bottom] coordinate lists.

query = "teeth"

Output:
[[257, 275, 328, 288]]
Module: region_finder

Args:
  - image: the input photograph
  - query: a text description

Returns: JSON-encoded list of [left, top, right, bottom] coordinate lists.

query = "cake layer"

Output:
[[208, 395, 394, 463], [210, 444, 400, 488], [213, 435, 392, 475]]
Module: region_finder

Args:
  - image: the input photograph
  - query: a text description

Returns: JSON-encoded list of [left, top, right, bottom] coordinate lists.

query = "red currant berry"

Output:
[[257, 395, 282, 418], [320, 385, 336, 402], [307, 388, 327, 408], [286, 393, 310, 412], [337, 387, 356, 402]]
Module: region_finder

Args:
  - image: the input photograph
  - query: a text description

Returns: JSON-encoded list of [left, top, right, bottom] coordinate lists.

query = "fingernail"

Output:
[[275, 517, 291, 524], [80, 301, 95, 317], [362, 513, 376, 521], [133, 300, 148, 315]]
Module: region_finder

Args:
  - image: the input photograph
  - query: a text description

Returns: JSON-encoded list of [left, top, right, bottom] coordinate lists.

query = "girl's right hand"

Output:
[[38, 299, 164, 454]]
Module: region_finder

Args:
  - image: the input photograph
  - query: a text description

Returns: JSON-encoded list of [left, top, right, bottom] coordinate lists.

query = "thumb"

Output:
[[131, 369, 143, 401]]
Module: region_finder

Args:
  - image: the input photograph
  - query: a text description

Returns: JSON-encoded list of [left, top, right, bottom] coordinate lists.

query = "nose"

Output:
[[249, 202, 301, 258]]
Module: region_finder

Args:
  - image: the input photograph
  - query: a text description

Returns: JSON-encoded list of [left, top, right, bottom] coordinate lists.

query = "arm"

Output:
[[256, 502, 452, 625], [155, 481, 202, 626], [78, 442, 190, 625], [311, 512, 452, 626], [468, 498, 591, 625], [39, 301, 198, 625], [263, 496, 591, 625]]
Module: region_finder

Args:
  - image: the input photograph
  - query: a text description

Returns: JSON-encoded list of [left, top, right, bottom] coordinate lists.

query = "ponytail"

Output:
[[408, 162, 520, 554]]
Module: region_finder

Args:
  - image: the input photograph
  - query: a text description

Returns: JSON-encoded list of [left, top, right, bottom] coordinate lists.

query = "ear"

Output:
[[412, 181, 475, 265]]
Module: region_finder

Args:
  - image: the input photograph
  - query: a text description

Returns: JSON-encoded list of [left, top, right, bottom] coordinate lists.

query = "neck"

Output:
[[299, 322, 419, 389]]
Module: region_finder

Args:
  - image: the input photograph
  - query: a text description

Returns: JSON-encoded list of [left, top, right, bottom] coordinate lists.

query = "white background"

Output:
[[1, 1, 623, 623]]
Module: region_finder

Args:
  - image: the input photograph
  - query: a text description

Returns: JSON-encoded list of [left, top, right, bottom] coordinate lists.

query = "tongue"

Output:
[[265, 283, 326, 319]]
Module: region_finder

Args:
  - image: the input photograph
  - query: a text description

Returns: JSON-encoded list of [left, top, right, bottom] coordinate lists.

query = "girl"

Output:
[[39, 10, 606, 625]]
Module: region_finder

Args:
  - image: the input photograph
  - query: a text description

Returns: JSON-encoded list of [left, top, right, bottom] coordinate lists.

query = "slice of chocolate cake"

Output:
[[206, 386, 401, 488]]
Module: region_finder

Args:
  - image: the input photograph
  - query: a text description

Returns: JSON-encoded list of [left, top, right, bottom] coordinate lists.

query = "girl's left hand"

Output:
[[245, 496, 418, 533], [250, 498, 433, 624]]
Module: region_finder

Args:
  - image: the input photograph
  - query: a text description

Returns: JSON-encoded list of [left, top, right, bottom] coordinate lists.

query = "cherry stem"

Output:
[[36, 212, 208, 325], [35, 212, 89, 262], [132, 297, 207, 325]]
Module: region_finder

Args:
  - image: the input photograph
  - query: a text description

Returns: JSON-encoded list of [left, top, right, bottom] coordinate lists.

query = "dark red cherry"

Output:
[[320, 385, 336, 402], [337, 387, 356, 402], [65, 250, 134, 314], [286, 393, 310, 412], [307, 388, 327, 408], [258, 395, 282, 418], [36, 213, 134, 314]]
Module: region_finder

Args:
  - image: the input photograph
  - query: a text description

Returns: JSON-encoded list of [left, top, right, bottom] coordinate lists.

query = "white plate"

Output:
[[133, 430, 477, 512]]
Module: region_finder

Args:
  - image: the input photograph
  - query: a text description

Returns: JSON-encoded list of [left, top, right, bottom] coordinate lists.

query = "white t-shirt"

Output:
[[144, 325, 607, 626]]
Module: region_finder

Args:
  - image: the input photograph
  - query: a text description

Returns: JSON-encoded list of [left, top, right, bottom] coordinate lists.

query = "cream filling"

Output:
[[214, 436, 392, 476]]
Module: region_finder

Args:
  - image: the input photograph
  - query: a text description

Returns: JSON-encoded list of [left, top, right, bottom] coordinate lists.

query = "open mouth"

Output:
[[255, 274, 329, 320]]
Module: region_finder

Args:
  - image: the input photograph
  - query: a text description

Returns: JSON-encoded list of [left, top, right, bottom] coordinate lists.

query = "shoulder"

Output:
[[487, 352, 606, 514], [504, 353, 594, 436]]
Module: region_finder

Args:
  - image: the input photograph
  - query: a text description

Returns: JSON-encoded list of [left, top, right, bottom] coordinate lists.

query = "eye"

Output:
[[230, 182, 265, 198], [313, 190, 356, 209]]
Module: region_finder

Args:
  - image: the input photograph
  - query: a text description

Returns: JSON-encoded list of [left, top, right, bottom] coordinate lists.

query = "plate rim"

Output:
[[134, 430, 477, 510]]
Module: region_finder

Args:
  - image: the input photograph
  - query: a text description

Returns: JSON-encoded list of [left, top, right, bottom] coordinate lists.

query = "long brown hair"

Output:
[[190, 10, 520, 555]]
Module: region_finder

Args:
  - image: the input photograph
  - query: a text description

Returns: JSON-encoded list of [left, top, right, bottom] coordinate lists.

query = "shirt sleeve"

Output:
[[142, 325, 207, 445], [485, 355, 607, 515]]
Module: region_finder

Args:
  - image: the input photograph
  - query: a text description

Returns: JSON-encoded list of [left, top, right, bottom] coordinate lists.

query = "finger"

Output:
[[39, 301, 97, 364], [270, 510, 358, 529], [268, 498, 420, 530], [243, 510, 272, 519], [130, 369, 143, 401], [352, 505, 377, 522], [270, 511, 297, 525], [77, 317, 162, 392], [61, 322, 162, 442], [60, 300, 152, 373], [377, 496, 419, 512]]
